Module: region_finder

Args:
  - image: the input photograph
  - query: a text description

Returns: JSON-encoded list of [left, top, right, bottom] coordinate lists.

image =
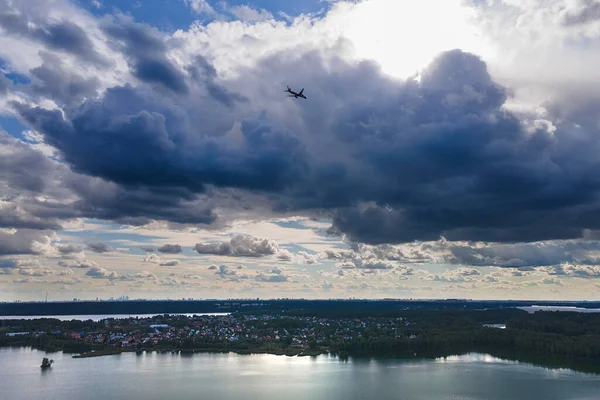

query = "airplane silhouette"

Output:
[[285, 86, 307, 99]]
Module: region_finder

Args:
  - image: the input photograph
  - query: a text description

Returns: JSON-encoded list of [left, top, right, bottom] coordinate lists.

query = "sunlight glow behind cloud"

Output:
[[338, 0, 492, 79]]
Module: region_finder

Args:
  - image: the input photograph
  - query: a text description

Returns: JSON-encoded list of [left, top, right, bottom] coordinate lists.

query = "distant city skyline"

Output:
[[2, 0, 600, 301]]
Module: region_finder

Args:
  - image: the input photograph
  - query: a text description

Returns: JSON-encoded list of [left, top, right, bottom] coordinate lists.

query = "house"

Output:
[[6, 332, 28, 337]]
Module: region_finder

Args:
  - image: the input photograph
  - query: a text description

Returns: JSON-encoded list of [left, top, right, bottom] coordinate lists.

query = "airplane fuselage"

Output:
[[285, 87, 307, 99]]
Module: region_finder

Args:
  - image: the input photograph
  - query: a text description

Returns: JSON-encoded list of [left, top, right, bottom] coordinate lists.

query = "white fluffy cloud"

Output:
[[184, 0, 215, 15], [276, 248, 318, 264], [85, 266, 118, 279], [194, 234, 279, 257], [229, 5, 273, 22], [58, 259, 98, 269], [542, 263, 600, 278]]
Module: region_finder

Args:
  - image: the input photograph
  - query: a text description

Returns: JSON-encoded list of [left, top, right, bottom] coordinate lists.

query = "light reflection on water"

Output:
[[1, 347, 599, 400], [437, 353, 512, 364]]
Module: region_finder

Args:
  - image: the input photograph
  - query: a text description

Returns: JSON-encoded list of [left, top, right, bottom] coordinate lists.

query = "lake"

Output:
[[1, 348, 599, 400], [518, 306, 600, 313]]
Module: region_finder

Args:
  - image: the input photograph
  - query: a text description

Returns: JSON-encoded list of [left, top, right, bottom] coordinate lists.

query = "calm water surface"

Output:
[[518, 306, 600, 313], [1, 347, 599, 400]]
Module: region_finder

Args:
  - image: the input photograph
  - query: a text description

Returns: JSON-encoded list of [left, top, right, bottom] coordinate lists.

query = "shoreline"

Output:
[[3, 344, 599, 375], [64, 346, 600, 375], [65, 346, 600, 375], [72, 347, 327, 358]]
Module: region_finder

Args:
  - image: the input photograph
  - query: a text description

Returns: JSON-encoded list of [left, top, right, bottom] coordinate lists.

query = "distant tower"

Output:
[[45, 290, 48, 302]]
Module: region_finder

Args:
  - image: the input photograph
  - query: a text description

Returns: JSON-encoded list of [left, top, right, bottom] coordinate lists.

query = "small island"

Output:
[[40, 357, 54, 368]]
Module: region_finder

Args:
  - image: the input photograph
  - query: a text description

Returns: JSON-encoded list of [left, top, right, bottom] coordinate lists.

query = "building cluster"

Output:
[[6, 314, 415, 350]]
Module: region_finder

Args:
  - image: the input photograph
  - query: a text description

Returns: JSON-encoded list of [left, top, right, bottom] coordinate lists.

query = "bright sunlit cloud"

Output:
[[337, 0, 492, 79]]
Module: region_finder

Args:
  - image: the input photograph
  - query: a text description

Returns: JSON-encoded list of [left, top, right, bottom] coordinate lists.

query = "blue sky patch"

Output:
[[77, 0, 203, 32], [225, 0, 331, 18], [0, 116, 29, 140], [280, 243, 318, 254], [75, 0, 333, 32], [272, 220, 312, 230], [0, 58, 31, 85], [61, 220, 163, 248]]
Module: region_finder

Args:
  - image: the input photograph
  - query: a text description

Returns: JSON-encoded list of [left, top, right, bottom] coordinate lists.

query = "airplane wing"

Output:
[[299, 88, 304, 94]]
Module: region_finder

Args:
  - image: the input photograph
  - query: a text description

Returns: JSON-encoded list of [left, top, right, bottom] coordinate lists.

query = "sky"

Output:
[[2, 0, 600, 302]]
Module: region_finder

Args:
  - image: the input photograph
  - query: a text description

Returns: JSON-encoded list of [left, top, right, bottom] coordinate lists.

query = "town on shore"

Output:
[[3, 307, 600, 374]]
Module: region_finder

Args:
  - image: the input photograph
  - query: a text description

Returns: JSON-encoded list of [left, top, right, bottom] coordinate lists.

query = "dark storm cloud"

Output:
[[100, 16, 188, 93], [2, 119, 218, 229], [0, 130, 58, 194], [29, 52, 100, 106], [61, 171, 218, 226], [8, 20, 600, 248], [15, 97, 192, 190], [0, 202, 62, 230], [0, 0, 109, 65], [0, 131, 72, 231], [314, 49, 600, 244], [446, 241, 600, 268], [13, 82, 275, 193], [186, 55, 248, 107], [35, 21, 107, 65], [157, 244, 182, 254]]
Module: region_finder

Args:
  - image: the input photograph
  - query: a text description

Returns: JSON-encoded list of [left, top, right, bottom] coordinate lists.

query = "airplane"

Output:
[[285, 86, 307, 99]]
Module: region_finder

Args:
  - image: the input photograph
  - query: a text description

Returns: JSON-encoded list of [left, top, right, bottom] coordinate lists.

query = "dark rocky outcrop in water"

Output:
[[40, 358, 54, 368]]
